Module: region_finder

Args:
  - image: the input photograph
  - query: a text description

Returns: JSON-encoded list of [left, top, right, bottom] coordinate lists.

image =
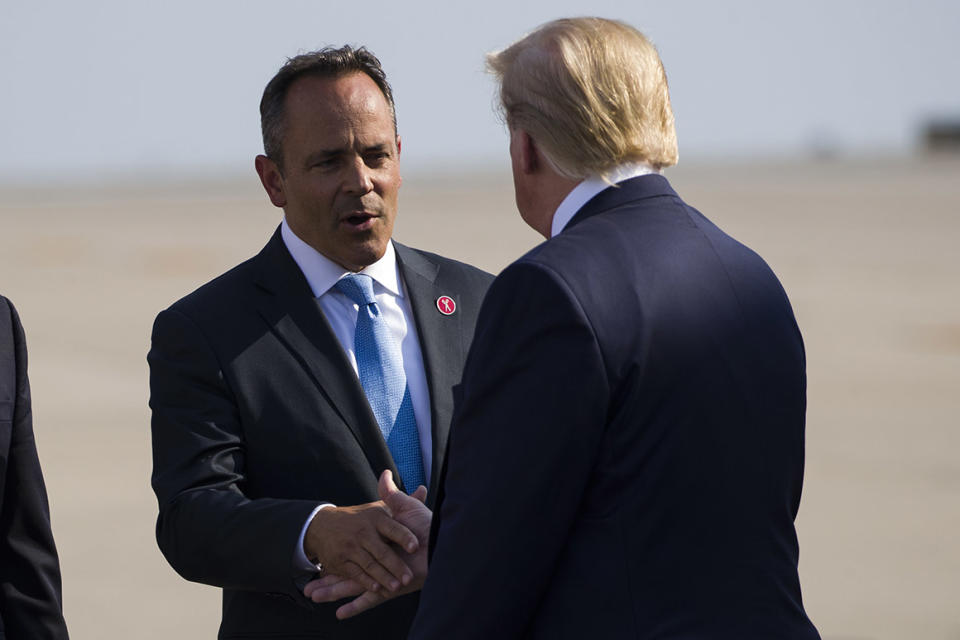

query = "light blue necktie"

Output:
[[335, 274, 425, 493]]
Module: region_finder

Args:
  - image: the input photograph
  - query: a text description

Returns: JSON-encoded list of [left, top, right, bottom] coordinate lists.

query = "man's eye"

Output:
[[313, 158, 338, 169], [365, 153, 389, 166]]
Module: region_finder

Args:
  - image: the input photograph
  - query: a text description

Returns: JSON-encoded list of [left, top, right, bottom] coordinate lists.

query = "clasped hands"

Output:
[[302, 470, 432, 619]]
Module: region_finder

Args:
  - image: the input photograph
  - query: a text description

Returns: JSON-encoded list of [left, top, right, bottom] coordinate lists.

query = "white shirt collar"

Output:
[[280, 217, 402, 298], [550, 162, 660, 238]]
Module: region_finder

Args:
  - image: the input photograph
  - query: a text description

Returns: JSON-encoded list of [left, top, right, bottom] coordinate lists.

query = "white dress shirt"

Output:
[[281, 218, 433, 571], [551, 162, 660, 238]]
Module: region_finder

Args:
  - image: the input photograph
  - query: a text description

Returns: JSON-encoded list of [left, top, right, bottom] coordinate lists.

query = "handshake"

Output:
[[302, 471, 432, 619]]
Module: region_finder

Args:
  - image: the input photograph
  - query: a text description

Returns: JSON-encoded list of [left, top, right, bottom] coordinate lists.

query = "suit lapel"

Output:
[[250, 228, 398, 480], [395, 243, 463, 506]]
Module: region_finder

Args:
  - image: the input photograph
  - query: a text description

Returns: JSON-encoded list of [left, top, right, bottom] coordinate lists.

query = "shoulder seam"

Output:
[[509, 257, 610, 390]]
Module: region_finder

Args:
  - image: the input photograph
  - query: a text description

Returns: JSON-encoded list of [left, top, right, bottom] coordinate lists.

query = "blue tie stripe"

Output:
[[335, 274, 425, 493]]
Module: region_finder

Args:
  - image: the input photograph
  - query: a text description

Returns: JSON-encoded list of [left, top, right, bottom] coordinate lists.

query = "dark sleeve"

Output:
[[148, 307, 319, 597], [410, 261, 610, 639], [0, 298, 69, 639]]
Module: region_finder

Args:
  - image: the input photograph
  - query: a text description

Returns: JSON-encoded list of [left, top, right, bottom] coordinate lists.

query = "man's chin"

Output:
[[339, 240, 390, 272]]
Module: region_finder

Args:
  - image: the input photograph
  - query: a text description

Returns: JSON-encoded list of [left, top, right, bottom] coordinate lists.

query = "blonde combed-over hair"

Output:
[[487, 17, 679, 179]]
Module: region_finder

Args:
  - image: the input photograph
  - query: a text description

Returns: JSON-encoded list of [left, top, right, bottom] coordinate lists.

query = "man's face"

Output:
[[262, 72, 401, 271]]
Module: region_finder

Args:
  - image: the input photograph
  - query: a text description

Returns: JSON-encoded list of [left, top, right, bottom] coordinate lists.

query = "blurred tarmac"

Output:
[[1, 155, 958, 639]]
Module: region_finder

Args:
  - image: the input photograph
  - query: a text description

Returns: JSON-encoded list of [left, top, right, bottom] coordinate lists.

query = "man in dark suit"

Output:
[[309, 17, 821, 639], [410, 17, 820, 639], [0, 295, 69, 639], [148, 46, 491, 639]]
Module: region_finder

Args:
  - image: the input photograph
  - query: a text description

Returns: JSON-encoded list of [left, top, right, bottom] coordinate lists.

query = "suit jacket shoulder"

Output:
[[161, 247, 276, 330], [395, 243, 493, 287], [0, 296, 16, 422], [0, 296, 69, 640]]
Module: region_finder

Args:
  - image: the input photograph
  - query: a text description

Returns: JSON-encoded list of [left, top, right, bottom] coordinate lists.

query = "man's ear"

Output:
[[517, 129, 539, 175], [396, 136, 403, 187], [255, 155, 287, 208]]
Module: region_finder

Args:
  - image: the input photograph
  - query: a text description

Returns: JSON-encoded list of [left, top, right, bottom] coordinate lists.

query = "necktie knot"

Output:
[[335, 273, 377, 307]]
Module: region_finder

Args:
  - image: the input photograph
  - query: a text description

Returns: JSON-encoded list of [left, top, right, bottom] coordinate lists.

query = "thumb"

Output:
[[378, 469, 401, 502], [411, 485, 428, 504]]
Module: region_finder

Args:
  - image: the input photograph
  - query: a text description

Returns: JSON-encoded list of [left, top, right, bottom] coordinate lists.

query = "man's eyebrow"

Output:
[[362, 142, 392, 153], [303, 149, 342, 166]]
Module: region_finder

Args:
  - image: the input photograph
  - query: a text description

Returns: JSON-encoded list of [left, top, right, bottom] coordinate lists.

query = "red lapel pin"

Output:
[[436, 295, 456, 315]]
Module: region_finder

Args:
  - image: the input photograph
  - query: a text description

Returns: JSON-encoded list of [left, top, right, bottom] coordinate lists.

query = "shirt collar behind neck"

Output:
[[550, 162, 660, 238], [280, 217, 401, 298]]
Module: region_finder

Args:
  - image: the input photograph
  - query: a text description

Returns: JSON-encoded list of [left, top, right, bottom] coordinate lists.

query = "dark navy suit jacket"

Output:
[[0, 297, 68, 640], [412, 175, 820, 639], [148, 229, 491, 639]]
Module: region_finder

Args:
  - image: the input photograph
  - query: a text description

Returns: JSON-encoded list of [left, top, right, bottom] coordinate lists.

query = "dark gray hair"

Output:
[[259, 45, 397, 171]]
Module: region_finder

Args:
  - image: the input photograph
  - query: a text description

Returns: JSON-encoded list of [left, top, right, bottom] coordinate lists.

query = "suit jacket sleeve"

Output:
[[149, 307, 319, 597], [0, 298, 69, 639], [411, 260, 609, 639]]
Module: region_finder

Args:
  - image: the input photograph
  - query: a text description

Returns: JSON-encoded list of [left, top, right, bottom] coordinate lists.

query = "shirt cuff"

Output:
[[293, 503, 335, 572]]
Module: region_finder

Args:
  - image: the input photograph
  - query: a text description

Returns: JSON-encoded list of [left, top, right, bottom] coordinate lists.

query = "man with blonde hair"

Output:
[[307, 17, 820, 639]]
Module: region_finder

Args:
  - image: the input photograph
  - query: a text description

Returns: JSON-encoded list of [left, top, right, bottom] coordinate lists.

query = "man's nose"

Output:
[[344, 157, 374, 194]]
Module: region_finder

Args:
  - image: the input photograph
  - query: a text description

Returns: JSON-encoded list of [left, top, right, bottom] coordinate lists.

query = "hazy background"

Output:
[[2, 0, 959, 180], [1, 1, 959, 639]]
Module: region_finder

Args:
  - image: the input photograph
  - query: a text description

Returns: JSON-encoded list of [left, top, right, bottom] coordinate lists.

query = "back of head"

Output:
[[487, 17, 678, 179]]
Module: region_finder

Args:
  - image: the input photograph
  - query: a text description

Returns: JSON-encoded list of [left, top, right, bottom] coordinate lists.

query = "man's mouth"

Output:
[[342, 211, 378, 230]]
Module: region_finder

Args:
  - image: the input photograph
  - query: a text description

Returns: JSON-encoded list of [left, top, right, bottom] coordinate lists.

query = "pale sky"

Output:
[[2, 0, 958, 182]]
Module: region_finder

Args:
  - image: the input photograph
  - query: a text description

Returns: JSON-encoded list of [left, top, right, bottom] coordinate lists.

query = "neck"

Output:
[[525, 172, 580, 239]]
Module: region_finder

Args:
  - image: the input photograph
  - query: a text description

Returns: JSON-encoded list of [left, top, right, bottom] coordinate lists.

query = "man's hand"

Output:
[[302, 488, 421, 594], [304, 470, 433, 618]]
